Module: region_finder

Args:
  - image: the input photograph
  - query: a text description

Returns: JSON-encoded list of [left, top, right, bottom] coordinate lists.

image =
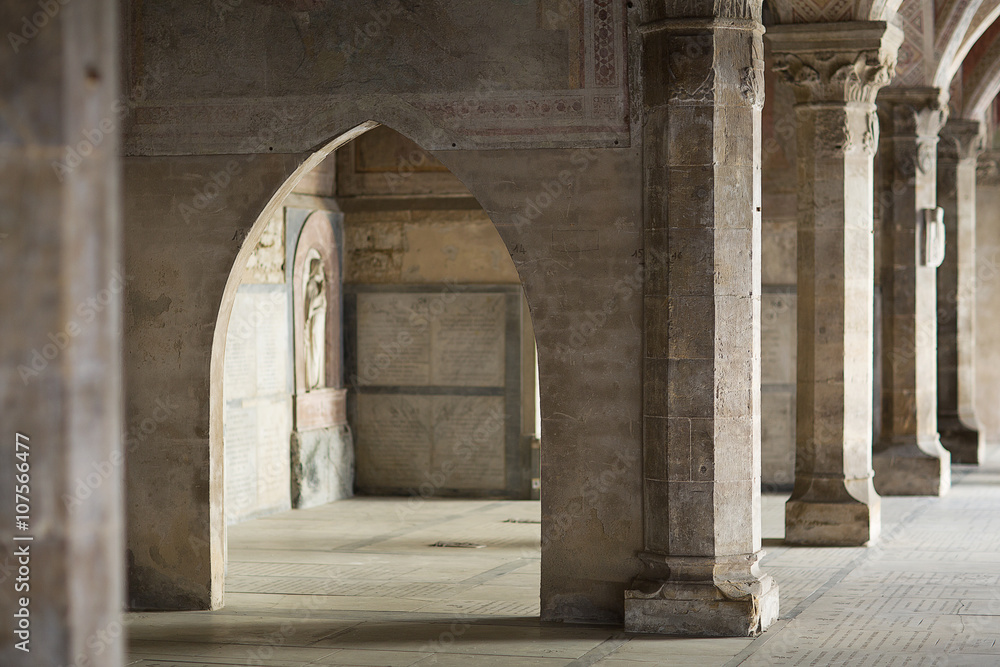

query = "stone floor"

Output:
[[127, 453, 1000, 666]]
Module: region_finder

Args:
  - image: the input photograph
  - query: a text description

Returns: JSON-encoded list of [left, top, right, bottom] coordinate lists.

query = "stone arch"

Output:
[[207, 121, 546, 606], [961, 21, 1000, 118], [125, 100, 641, 620], [933, 0, 990, 89], [942, 1, 1000, 91]]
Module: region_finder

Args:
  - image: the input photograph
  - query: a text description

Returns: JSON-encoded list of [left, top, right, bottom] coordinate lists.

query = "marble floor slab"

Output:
[[127, 451, 1000, 666]]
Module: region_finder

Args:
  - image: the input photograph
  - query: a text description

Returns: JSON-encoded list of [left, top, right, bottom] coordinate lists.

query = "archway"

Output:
[[212, 123, 543, 608]]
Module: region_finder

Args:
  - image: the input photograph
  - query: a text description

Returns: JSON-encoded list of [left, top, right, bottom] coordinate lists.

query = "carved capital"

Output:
[[809, 106, 879, 158], [977, 152, 1000, 187], [768, 21, 902, 105], [877, 87, 949, 140], [938, 119, 985, 163]]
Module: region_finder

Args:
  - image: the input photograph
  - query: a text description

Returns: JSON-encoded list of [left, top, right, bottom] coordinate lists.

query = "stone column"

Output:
[[0, 0, 123, 665], [768, 22, 901, 546], [936, 119, 985, 464], [874, 88, 951, 495], [625, 0, 779, 636]]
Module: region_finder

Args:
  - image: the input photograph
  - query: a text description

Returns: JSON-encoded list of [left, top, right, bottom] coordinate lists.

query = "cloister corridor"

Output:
[[126, 453, 1000, 666]]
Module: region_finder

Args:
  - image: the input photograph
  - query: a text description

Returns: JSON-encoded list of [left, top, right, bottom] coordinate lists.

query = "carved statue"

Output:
[[303, 251, 326, 391]]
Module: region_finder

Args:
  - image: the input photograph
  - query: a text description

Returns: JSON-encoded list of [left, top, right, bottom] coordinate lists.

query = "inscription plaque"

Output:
[[356, 293, 504, 387], [347, 286, 523, 497], [356, 394, 506, 491]]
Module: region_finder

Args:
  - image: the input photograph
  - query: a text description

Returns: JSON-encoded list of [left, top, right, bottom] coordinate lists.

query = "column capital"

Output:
[[767, 21, 902, 105], [877, 87, 949, 138], [939, 118, 985, 163], [977, 150, 1000, 186]]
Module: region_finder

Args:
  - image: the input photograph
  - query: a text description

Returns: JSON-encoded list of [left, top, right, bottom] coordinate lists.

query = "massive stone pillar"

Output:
[[936, 119, 985, 464], [625, 0, 779, 636], [874, 88, 951, 496], [0, 0, 123, 665], [767, 22, 901, 546]]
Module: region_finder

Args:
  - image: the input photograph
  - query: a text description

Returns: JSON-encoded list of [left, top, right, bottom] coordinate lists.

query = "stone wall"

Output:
[[122, 0, 644, 622]]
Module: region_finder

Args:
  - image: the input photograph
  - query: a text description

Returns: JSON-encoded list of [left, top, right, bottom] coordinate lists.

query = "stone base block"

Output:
[[938, 417, 984, 465], [874, 440, 951, 496], [625, 574, 778, 637], [291, 425, 354, 508], [785, 495, 880, 546]]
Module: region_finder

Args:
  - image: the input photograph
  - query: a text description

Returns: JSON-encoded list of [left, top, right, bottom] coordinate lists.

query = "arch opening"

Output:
[[211, 122, 543, 613]]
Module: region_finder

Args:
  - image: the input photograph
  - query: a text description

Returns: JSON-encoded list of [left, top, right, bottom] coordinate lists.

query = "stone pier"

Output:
[[874, 88, 951, 496], [0, 1, 123, 665], [936, 119, 986, 464], [625, 0, 779, 636], [768, 22, 901, 546]]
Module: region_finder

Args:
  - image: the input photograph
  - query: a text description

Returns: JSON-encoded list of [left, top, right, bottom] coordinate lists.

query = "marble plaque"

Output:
[[356, 394, 433, 488], [295, 387, 347, 430], [224, 404, 258, 523], [356, 394, 506, 491], [254, 291, 289, 395], [356, 293, 432, 386], [223, 285, 293, 523], [254, 397, 292, 514], [431, 396, 505, 489], [224, 296, 258, 402], [431, 295, 505, 387], [356, 292, 505, 387]]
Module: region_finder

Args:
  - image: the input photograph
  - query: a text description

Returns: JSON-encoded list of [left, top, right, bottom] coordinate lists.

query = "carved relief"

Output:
[[917, 141, 935, 174], [772, 50, 897, 104], [740, 65, 764, 108], [976, 153, 1000, 187], [814, 110, 854, 157], [938, 119, 985, 163], [880, 91, 948, 140], [667, 46, 714, 104], [862, 110, 879, 155], [302, 249, 327, 391]]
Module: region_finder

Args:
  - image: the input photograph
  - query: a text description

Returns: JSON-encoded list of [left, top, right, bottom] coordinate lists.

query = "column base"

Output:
[[873, 437, 951, 496], [938, 416, 984, 464], [785, 477, 880, 546], [624, 553, 779, 637]]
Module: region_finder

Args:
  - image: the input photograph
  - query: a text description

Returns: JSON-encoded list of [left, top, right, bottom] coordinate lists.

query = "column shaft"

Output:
[[626, 2, 778, 637], [768, 22, 901, 546], [874, 88, 951, 496], [936, 119, 985, 464]]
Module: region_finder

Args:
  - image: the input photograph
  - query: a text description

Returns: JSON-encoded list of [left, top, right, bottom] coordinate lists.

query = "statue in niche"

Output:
[[303, 250, 326, 391]]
